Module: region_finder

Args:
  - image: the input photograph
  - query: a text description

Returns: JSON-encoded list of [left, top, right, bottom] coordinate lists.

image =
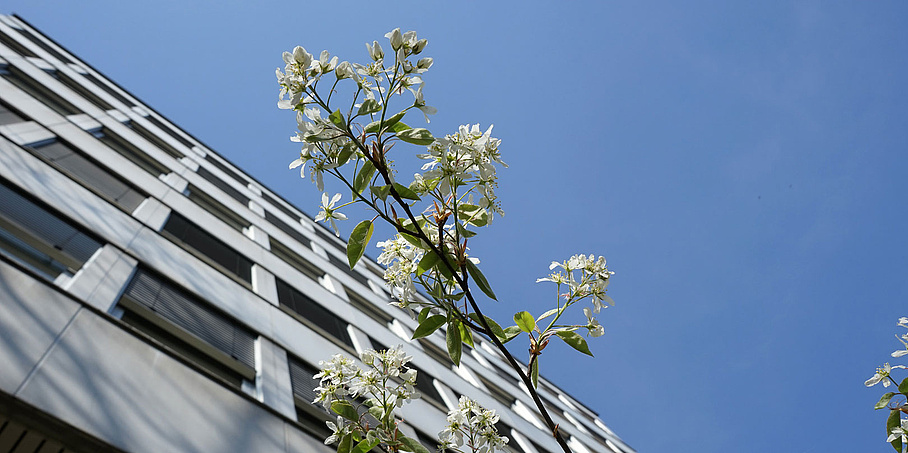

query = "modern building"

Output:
[[0, 13, 634, 453]]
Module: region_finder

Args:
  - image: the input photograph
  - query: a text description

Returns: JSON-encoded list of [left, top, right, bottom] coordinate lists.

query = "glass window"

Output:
[[25, 139, 146, 213], [92, 128, 170, 177], [407, 363, 445, 408], [270, 237, 323, 282], [14, 26, 74, 64], [275, 278, 354, 349], [52, 70, 114, 111], [327, 253, 370, 286], [80, 72, 135, 107], [478, 374, 517, 408], [160, 212, 253, 285], [347, 288, 394, 326], [204, 155, 247, 186], [142, 114, 193, 149], [0, 179, 101, 280], [263, 192, 306, 219], [196, 166, 249, 206], [1, 66, 80, 116], [265, 210, 311, 248], [0, 100, 26, 125], [186, 184, 250, 233], [118, 267, 256, 389], [127, 120, 184, 159], [0, 31, 37, 57]]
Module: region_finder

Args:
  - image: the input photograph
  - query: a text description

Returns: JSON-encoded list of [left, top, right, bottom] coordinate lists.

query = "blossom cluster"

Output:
[[536, 254, 615, 337], [417, 124, 507, 222], [438, 396, 509, 453], [376, 235, 424, 307]]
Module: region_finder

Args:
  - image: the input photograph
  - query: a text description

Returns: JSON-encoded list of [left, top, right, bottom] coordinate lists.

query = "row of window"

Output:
[[0, 29, 613, 451]]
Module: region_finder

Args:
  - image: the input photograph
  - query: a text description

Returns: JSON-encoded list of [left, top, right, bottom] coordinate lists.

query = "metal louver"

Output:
[[123, 268, 256, 369], [288, 357, 321, 406]]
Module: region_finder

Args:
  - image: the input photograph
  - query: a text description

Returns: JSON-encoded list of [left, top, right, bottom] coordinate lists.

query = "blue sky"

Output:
[[7, 1, 908, 451]]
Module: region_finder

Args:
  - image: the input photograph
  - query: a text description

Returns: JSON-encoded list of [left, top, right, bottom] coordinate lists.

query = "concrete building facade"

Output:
[[0, 14, 634, 453]]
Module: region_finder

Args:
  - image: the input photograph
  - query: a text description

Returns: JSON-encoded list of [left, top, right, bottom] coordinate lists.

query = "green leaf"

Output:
[[357, 99, 382, 116], [388, 121, 411, 133], [399, 436, 431, 453], [352, 438, 380, 453], [555, 330, 594, 357], [514, 311, 536, 333], [352, 160, 375, 196], [530, 358, 539, 388], [446, 320, 463, 366], [396, 128, 435, 145], [416, 251, 441, 276], [418, 307, 432, 324], [346, 220, 374, 269], [331, 400, 358, 421], [889, 409, 903, 452], [899, 377, 908, 394], [392, 182, 421, 200], [329, 109, 346, 128], [469, 313, 506, 341], [369, 184, 391, 201], [364, 110, 406, 134], [455, 222, 477, 238], [457, 204, 488, 227], [877, 392, 896, 410], [400, 232, 426, 249], [412, 315, 446, 339], [501, 326, 522, 343], [466, 261, 496, 300], [367, 405, 383, 421], [337, 433, 353, 453], [459, 320, 474, 348], [536, 308, 559, 324], [336, 142, 356, 166]]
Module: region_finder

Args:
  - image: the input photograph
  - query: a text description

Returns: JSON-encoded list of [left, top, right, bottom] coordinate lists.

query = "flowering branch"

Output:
[[277, 28, 620, 453], [866, 317, 908, 452]]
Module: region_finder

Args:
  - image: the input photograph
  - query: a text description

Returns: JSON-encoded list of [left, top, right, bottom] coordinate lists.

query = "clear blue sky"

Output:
[[7, 1, 908, 451]]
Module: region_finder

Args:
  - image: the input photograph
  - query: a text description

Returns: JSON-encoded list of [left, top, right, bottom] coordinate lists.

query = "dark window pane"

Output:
[[161, 212, 253, 284], [0, 31, 37, 57], [197, 166, 249, 206], [143, 114, 194, 149], [204, 155, 247, 186], [80, 72, 134, 107], [53, 71, 114, 111], [93, 128, 169, 176], [327, 253, 369, 286], [275, 278, 353, 348], [263, 192, 306, 219], [186, 185, 250, 232], [26, 139, 146, 213], [270, 237, 323, 282], [288, 357, 321, 406], [127, 120, 184, 159], [15, 26, 73, 63], [0, 101, 25, 125], [1, 66, 79, 116], [0, 179, 101, 278], [265, 210, 311, 248]]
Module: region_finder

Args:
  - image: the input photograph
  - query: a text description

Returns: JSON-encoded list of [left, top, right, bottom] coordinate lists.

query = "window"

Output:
[[14, 26, 74, 64], [25, 139, 146, 213], [264, 210, 311, 248], [1, 66, 79, 116], [0, 100, 25, 125], [347, 288, 393, 326], [204, 155, 247, 186], [127, 120, 184, 159], [269, 237, 323, 282], [117, 267, 256, 389], [0, 31, 37, 57], [142, 114, 193, 149], [407, 363, 445, 409], [0, 179, 101, 280], [275, 278, 354, 349], [263, 192, 305, 219], [52, 70, 114, 111], [80, 72, 135, 107], [478, 374, 517, 408], [196, 166, 249, 206], [419, 338, 453, 368], [327, 253, 370, 286], [185, 184, 251, 233], [160, 212, 253, 285], [92, 128, 170, 177]]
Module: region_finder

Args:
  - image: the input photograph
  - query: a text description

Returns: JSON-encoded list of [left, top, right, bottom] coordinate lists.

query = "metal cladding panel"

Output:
[[0, 181, 101, 265], [124, 268, 256, 369]]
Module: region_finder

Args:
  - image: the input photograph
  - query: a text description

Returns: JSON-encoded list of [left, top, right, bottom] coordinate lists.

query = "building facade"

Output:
[[0, 14, 634, 453]]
